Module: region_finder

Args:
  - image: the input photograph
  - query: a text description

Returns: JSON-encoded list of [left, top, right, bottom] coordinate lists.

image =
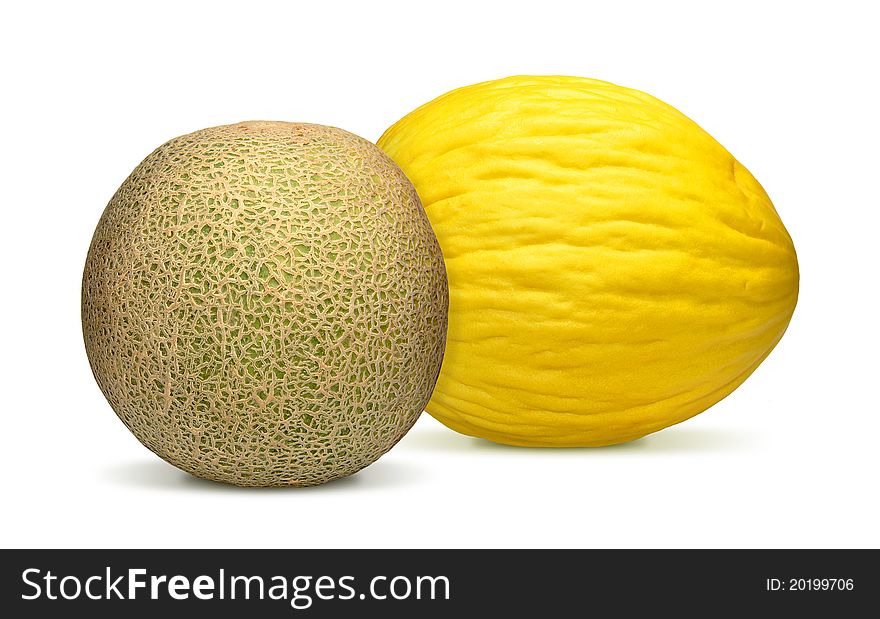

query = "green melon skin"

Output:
[[82, 121, 448, 487]]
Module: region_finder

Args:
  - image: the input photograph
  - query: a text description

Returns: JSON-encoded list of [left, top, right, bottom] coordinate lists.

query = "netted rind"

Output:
[[82, 121, 448, 486]]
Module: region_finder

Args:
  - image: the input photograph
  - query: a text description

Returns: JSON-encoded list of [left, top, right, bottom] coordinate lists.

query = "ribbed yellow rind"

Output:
[[83, 122, 448, 485], [378, 75, 798, 447]]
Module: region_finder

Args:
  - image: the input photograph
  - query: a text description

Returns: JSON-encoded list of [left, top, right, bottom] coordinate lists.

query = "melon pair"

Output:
[[83, 76, 798, 486]]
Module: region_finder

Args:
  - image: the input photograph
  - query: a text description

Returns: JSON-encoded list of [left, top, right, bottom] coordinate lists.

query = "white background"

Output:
[[1, 1, 877, 549]]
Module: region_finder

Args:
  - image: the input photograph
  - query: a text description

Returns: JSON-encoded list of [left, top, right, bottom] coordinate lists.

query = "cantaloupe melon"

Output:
[[82, 121, 448, 486]]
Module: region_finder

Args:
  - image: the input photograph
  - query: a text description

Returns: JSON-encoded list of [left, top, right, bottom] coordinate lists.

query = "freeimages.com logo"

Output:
[[21, 567, 450, 610]]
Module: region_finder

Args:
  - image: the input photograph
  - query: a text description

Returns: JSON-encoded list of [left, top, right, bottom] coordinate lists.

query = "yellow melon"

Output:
[[378, 75, 799, 447]]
